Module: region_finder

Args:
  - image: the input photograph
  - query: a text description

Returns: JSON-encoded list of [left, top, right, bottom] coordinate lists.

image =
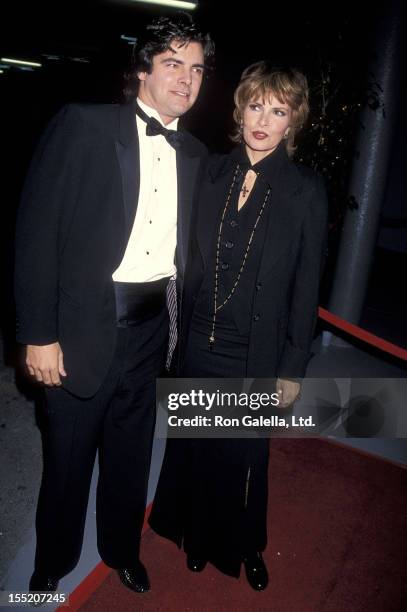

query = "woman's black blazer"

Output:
[[178, 148, 328, 378]]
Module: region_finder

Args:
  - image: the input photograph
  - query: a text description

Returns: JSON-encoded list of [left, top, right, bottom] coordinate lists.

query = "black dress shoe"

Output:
[[243, 552, 269, 591], [29, 571, 59, 593], [117, 562, 150, 593], [186, 555, 207, 572]]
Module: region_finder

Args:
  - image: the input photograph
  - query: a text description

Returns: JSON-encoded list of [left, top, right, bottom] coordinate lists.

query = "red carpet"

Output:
[[75, 439, 407, 612]]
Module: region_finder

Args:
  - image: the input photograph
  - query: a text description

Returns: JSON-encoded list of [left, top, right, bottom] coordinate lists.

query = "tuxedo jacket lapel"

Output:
[[116, 104, 140, 253], [176, 133, 203, 279]]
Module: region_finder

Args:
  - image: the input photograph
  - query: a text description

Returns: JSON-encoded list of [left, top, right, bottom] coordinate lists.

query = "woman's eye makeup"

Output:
[[247, 103, 288, 116]]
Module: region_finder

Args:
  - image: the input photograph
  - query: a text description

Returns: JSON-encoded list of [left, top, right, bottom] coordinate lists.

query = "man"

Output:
[[15, 14, 214, 594]]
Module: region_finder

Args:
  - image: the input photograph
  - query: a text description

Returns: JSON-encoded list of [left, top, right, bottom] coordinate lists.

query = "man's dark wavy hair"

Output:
[[123, 13, 215, 101]]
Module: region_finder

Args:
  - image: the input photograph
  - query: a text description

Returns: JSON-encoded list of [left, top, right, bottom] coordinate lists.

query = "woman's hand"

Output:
[[276, 378, 300, 408]]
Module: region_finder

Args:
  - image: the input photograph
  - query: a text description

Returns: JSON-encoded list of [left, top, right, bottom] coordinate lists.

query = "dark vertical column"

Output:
[[327, 0, 403, 341]]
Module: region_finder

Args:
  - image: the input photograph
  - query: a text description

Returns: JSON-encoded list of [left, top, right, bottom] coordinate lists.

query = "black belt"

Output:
[[114, 278, 169, 327]]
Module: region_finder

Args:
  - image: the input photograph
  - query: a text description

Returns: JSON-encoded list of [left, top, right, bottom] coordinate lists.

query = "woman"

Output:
[[149, 62, 328, 590]]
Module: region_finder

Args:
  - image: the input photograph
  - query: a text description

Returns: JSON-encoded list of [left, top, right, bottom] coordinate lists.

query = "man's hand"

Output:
[[276, 378, 300, 408], [26, 342, 67, 386]]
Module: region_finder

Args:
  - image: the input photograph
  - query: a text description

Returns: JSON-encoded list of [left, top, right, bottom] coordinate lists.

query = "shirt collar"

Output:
[[229, 140, 287, 185], [136, 97, 179, 131]]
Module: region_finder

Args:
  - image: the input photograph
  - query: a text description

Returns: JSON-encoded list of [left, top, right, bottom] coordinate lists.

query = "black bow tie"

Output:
[[135, 102, 183, 150]]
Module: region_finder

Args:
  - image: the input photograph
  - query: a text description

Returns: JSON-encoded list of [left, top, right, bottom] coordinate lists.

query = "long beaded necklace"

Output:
[[209, 164, 271, 348]]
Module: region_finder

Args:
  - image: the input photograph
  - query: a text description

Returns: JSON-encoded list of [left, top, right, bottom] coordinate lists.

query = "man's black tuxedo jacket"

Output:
[[15, 103, 207, 397], [178, 149, 328, 379]]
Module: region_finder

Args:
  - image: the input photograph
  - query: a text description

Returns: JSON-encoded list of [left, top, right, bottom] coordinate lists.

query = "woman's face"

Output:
[[242, 94, 293, 163]]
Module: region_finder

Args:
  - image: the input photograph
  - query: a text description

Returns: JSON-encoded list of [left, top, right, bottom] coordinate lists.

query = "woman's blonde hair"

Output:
[[232, 61, 309, 157]]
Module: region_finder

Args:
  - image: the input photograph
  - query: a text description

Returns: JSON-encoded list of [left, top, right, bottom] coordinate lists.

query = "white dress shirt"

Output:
[[112, 98, 178, 282]]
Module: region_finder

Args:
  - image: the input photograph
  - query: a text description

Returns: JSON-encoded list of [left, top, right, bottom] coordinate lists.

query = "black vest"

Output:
[[192, 142, 286, 341]]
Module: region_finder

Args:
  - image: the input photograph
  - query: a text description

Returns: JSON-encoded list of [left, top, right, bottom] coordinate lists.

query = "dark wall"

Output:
[[1, 0, 404, 359]]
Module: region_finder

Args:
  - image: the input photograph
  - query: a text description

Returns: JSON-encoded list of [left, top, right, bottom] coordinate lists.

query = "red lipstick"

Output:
[[253, 131, 267, 140]]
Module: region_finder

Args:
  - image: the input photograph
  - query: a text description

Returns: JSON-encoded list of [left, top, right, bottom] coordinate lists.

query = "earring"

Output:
[[239, 120, 244, 142], [284, 130, 290, 139]]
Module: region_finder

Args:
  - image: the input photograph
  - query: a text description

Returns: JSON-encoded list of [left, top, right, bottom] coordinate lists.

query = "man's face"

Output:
[[137, 40, 205, 125]]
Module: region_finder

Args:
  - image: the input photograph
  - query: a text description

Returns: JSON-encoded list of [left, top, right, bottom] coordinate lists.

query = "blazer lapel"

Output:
[[258, 160, 305, 278], [115, 104, 140, 250], [194, 153, 306, 279]]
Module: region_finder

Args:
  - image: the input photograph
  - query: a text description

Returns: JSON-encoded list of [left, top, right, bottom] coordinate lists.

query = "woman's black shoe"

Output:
[[117, 562, 150, 593], [186, 555, 207, 572], [243, 552, 269, 590]]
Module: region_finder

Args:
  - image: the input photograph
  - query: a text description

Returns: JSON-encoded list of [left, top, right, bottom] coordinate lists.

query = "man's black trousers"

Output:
[[34, 306, 168, 579]]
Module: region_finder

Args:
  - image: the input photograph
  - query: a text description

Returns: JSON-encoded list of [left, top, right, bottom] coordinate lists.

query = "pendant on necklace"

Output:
[[241, 183, 249, 198]]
